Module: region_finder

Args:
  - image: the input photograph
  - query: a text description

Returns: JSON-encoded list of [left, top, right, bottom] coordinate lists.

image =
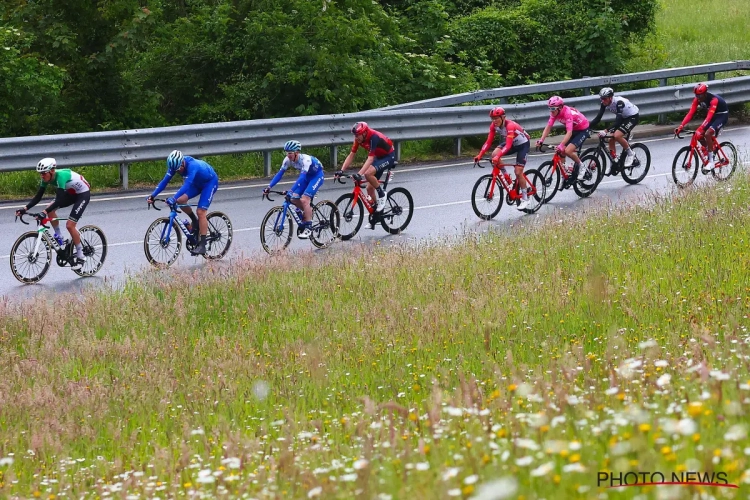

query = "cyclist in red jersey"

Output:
[[675, 83, 730, 173], [474, 106, 532, 210], [340, 122, 396, 213]]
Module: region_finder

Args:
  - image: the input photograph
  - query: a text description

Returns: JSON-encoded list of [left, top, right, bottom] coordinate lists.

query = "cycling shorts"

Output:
[[706, 113, 728, 135], [291, 170, 324, 199], [54, 190, 90, 223], [614, 114, 639, 136], [503, 142, 530, 166], [565, 129, 591, 150], [183, 174, 219, 210], [373, 152, 397, 180]]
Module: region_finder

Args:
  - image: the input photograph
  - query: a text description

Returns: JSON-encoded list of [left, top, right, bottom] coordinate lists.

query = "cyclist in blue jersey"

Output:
[[262, 140, 325, 239], [147, 150, 219, 255]]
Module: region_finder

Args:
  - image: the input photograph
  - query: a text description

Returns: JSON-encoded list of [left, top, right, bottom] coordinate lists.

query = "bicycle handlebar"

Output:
[[333, 171, 366, 185], [262, 190, 289, 202], [148, 198, 192, 212], [15, 212, 47, 226], [535, 143, 558, 154], [674, 129, 696, 140]]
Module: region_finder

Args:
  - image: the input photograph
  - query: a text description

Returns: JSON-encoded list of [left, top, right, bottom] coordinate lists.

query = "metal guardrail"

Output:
[[378, 60, 750, 111], [1, 73, 749, 188]]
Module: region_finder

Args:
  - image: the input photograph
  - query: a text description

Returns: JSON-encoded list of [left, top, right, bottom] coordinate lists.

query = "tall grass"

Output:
[[2, 173, 750, 497]]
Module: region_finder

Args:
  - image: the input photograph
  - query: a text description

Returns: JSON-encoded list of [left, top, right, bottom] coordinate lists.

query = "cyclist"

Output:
[[262, 140, 325, 239], [339, 122, 396, 214], [589, 87, 640, 172], [474, 106, 532, 210], [536, 96, 592, 184], [147, 150, 219, 256], [15, 158, 91, 269], [674, 83, 729, 173]]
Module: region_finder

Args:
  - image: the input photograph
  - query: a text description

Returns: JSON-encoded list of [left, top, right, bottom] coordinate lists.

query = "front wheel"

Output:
[[520, 169, 546, 214], [573, 153, 601, 198], [712, 141, 738, 181], [471, 174, 504, 220], [73, 225, 107, 277], [144, 217, 182, 267], [310, 200, 340, 249], [672, 146, 698, 188], [260, 206, 293, 254], [334, 193, 364, 240], [10, 232, 52, 284], [538, 160, 561, 203], [381, 187, 414, 234], [204, 211, 233, 260], [621, 143, 651, 185]]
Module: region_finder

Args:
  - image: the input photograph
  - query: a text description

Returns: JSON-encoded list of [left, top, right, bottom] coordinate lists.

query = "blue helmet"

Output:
[[283, 140, 302, 152], [166, 150, 184, 174]]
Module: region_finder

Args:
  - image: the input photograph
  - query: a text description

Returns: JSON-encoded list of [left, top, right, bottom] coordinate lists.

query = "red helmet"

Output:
[[694, 83, 708, 95], [489, 106, 506, 119], [351, 122, 369, 135]]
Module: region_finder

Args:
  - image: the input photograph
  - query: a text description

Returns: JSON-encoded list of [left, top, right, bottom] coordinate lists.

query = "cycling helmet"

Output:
[[283, 140, 302, 152], [36, 157, 56, 173], [548, 96, 564, 108], [694, 83, 708, 95], [351, 121, 369, 135], [599, 87, 614, 100], [166, 150, 184, 174], [489, 106, 506, 118]]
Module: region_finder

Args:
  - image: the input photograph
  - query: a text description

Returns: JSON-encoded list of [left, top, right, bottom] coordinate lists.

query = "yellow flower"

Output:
[[617, 393, 626, 401], [408, 413, 418, 422], [508, 384, 518, 392], [692, 433, 700, 442], [462, 485, 474, 495], [687, 402, 703, 417], [569, 454, 581, 463], [713, 449, 722, 457], [560, 450, 570, 458], [661, 446, 671, 455], [482, 454, 491, 464], [639, 423, 651, 432], [540, 425, 550, 433], [183, 483, 192, 488], [553, 475, 561, 484], [629, 460, 638, 467], [676, 464, 687, 472], [496, 429, 507, 438]]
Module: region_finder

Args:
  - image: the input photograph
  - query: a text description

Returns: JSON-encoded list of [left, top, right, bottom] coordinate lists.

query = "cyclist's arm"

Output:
[[24, 185, 47, 210], [172, 168, 197, 201], [477, 125, 497, 158], [151, 172, 175, 198], [44, 188, 67, 214], [494, 132, 515, 159], [340, 147, 357, 171], [680, 98, 699, 128], [538, 123, 553, 144], [699, 97, 719, 129], [587, 104, 606, 129], [269, 160, 289, 188]]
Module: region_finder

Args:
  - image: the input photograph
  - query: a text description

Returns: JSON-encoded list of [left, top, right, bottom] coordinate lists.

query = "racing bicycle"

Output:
[[260, 191, 340, 254], [471, 159, 546, 219], [536, 142, 602, 203], [580, 132, 651, 185], [672, 129, 738, 188]]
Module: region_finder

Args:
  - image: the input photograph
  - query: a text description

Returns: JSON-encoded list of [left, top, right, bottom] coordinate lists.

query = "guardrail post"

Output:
[[263, 151, 272, 177], [454, 138, 462, 157], [582, 77, 590, 96], [394, 141, 401, 162], [119, 162, 129, 189], [657, 78, 668, 124], [707, 71, 715, 81], [499, 98, 508, 104], [329, 145, 338, 169]]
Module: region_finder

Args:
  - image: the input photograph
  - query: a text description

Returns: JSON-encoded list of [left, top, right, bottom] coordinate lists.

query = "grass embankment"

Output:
[[2, 174, 750, 497]]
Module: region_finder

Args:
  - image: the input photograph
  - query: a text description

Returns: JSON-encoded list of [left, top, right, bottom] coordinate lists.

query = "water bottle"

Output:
[[294, 207, 303, 221], [182, 219, 193, 232], [54, 234, 65, 247], [501, 167, 511, 184]]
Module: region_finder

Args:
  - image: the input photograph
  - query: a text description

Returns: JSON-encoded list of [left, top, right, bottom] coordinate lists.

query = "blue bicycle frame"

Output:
[[272, 193, 304, 233], [152, 199, 198, 245]]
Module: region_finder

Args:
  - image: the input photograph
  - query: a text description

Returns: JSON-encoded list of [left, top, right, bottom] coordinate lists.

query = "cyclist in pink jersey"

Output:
[[536, 96, 593, 183], [474, 106, 532, 210]]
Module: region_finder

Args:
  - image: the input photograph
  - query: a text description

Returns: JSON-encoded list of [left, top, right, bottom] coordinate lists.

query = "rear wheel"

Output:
[[10, 232, 52, 284], [73, 225, 107, 276], [712, 141, 738, 181], [381, 187, 414, 234], [538, 160, 561, 203], [471, 174, 503, 220], [310, 200, 340, 249], [204, 212, 233, 260], [144, 218, 182, 267], [621, 143, 651, 185], [520, 169, 546, 214], [260, 206, 293, 254], [672, 146, 698, 188], [334, 193, 364, 240]]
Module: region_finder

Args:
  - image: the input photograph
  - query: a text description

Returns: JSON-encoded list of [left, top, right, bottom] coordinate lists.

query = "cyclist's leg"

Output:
[[512, 143, 530, 193], [299, 171, 324, 222], [367, 153, 396, 209], [565, 130, 589, 165], [289, 174, 308, 218], [195, 177, 219, 237], [66, 192, 90, 257], [178, 185, 202, 231]]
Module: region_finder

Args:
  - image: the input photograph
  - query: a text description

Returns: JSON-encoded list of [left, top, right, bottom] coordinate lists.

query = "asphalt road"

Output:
[[1, 127, 748, 300]]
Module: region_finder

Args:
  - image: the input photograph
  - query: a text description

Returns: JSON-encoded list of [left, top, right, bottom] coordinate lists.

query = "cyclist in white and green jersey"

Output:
[[15, 158, 91, 269]]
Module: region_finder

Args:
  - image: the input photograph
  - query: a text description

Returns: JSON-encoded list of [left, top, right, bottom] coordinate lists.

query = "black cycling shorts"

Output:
[[54, 190, 90, 223]]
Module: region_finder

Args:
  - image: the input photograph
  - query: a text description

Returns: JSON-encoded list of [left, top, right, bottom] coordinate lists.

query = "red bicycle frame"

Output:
[[339, 171, 394, 213], [684, 131, 730, 168], [481, 160, 537, 201]]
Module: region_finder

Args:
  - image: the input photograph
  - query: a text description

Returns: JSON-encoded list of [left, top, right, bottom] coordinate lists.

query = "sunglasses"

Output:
[[548, 106, 562, 112]]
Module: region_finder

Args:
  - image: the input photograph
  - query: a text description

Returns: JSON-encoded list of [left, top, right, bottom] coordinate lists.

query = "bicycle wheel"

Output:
[[621, 143, 651, 185], [573, 153, 601, 198], [72, 225, 107, 277], [672, 146, 698, 188], [310, 200, 340, 249], [260, 206, 293, 254], [204, 211, 233, 260], [334, 193, 364, 240], [712, 141, 738, 181], [581, 147, 609, 177], [144, 217, 182, 267], [10, 232, 52, 284], [381, 187, 414, 234], [520, 169, 546, 214], [471, 174, 504, 220], [538, 160, 561, 203]]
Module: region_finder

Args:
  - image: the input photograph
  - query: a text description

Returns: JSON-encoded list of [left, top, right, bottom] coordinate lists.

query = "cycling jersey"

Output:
[[548, 106, 589, 132], [40, 169, 90, 194], [270, 154, 324, 188], [588, 96, 639, 130], [351, 129, 394, 159], [478, 119, 530, 158], [680, 93, 729, 130], [152, 156, 218, 200]]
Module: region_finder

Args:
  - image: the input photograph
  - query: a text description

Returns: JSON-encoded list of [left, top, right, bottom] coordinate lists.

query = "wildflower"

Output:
[[464, 475, 479, 485], [639, 423, 651, 432], [530, 462, 554, 477], [687, 402, 703, 417], [470, 477, 518, 500], [308, 486, 323, 498], [415, 462, 430, 471], [515, 456, 533, 466], [656, 374, 671, 387], [725, 425, 747, 442], [353, 459, 369, 470]]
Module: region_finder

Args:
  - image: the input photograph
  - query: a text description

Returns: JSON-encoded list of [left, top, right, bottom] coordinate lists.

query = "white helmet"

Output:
[[37, 157, 56, 173]]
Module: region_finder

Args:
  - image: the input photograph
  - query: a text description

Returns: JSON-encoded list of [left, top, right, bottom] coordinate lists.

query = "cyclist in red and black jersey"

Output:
[[339, 122, 396, 212], [675, 83, 729, 172]]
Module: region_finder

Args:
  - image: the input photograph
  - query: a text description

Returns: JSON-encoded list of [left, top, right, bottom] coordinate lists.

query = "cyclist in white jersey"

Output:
[[15, 158, 91, 269], [589, 88, 640, 169]]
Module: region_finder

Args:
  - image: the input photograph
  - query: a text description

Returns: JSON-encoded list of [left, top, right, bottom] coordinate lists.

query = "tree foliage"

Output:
[[0, 0, 658, 137]]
